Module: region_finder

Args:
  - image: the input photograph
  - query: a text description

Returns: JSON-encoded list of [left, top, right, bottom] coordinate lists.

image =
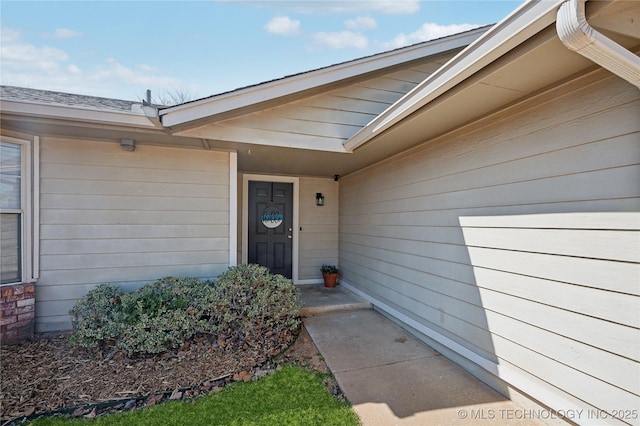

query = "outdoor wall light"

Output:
[[120, 138, 135, 152], [316, 192, 325, 206]]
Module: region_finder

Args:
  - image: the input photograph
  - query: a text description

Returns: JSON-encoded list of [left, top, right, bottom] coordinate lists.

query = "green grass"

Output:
[[29, 366, 360, 426]]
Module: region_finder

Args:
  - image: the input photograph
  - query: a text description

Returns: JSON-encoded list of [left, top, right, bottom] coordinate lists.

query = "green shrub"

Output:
[[70, 277, 216, 355], [115, 277, 215, 354], [213, 264, 301, 355], [69, 283, 125, 348], [69, 267, 301, 357]]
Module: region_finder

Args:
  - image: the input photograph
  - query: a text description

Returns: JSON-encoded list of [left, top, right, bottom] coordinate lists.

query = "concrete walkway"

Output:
[[299, 285, 545, 426]]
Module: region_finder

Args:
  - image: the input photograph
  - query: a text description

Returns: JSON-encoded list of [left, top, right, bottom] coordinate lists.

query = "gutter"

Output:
[[0, 99, 157, 129], [556, 0, 640, 88]]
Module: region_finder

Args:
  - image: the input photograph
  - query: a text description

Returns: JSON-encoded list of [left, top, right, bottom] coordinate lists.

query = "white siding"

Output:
[[299, 177, 339, 280], [339, 75, 640, 423], [36, 138, 230, 332]]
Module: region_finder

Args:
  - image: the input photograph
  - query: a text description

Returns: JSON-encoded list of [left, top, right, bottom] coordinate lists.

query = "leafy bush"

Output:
[[70, 277, 215, 354], [69, 283, 125, 348], [114, 277, 215, 354], [213, 264, 301, 355], [69, 267, 301, 356]]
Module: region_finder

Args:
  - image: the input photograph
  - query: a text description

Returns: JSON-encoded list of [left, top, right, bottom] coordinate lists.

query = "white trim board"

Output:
[[228, 152, 238, 267], [241, 174, 300, 283], [0, 134, 38, 284], [32, 136, 40, 280], [1, 100, 155, 129]]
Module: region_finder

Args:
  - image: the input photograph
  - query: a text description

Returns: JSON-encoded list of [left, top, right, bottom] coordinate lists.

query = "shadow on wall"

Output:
[[459, 212, 639, 419], [337, 210, 638, 421], [336, 210, 505, 414]]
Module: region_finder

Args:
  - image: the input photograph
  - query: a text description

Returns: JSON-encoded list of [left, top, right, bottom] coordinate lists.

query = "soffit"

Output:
[[0, 117, 197, 149], [586, 0, 640, 39]]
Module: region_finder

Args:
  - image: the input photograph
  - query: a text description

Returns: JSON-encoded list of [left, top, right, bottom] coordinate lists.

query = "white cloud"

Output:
[[383, 23, 481, 49], [0, 27, 68, 71], [249, 1, 419, 15], [265, 16, 300, 36], [313, 31, 368, 49], [67, 64, 82, 74], [48, 28, 83, 39], [0, 27, 191, 100], [368, 1, 419, 14], [92, 58, 184, 88], [345, 16, 377, 30], [0, 27, 20, 43]]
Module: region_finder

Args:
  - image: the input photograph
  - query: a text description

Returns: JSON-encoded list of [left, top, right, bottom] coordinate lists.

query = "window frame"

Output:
[[1, 135, 39, 286]]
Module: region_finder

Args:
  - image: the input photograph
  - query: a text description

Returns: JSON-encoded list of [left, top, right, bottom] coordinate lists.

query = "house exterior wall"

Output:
[[298, 177, 339, 281], [339, 74, 640, 420], [36, 138, 231, 332], [237, 173, 339, 282]]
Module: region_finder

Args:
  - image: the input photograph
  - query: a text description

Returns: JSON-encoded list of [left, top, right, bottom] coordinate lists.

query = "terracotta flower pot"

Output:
[[322, 273, 338, 288]]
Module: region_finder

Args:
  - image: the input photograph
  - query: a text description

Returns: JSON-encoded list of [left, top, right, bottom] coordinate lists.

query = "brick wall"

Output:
[[0, 283, 35, 345]]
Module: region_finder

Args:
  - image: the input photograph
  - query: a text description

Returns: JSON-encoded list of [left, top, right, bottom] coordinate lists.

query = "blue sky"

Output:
[[1, 1, 521, 103]]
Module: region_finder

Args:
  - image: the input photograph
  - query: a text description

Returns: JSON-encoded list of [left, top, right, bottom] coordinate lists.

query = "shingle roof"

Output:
[[0, 85, 139, 112]]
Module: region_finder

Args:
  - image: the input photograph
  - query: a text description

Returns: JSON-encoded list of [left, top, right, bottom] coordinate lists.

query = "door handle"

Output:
[[287, 235, 292, 239]]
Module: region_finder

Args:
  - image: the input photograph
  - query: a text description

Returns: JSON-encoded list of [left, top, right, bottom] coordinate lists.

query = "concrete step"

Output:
[[297, 284, 372, 317]]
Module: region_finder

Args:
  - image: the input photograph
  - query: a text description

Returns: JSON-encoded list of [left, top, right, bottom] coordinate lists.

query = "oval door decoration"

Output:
[[261, 206, 284, 229]]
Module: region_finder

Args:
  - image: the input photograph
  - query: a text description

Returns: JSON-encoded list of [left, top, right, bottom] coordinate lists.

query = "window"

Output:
[[1, 137, 37, 285]]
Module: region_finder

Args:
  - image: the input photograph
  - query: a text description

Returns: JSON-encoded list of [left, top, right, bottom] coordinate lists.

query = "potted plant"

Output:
[[321, 264, 339, 288]]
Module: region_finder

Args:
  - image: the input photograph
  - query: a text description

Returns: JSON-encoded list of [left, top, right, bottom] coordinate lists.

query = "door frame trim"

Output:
[[242, 174, 300, 283]]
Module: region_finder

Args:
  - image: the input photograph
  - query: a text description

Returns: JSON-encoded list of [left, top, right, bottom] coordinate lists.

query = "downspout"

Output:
[[556, 0, 640, 88]]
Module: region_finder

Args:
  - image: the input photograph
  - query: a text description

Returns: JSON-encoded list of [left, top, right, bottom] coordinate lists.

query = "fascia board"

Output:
[[344, 0, 565, 152], [1, 99, 156, 128], [159, 27, 489, 129]]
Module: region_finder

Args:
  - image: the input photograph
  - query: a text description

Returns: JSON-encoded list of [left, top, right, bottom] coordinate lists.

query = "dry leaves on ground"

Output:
[[0, 326, 330, 424]]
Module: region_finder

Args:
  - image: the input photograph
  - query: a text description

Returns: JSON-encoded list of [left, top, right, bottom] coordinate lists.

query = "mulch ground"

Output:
[[0, 326, 333, 425]]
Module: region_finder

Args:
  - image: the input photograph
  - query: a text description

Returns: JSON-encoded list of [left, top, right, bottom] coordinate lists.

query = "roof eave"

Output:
[[344, 0, 564, 152], [0, 98, 157, 129], [159, 27, 490, 130]]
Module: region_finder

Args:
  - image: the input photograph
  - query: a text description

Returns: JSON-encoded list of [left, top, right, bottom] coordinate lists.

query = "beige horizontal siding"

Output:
[[36, 138, 230, 332], [461, 227, 639, 262], [40, 163, 226, 183], [36, 264, 218, 288], [218, 115, 362, 140], [298, 177, 339, 281], [206, 53, 458, 149], [340, 74, 640, 421]]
